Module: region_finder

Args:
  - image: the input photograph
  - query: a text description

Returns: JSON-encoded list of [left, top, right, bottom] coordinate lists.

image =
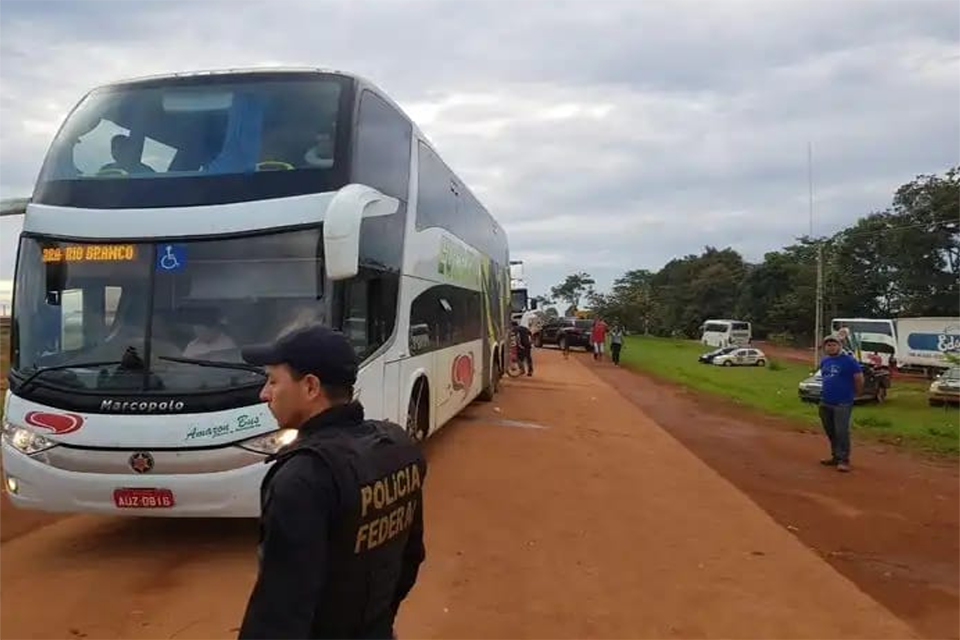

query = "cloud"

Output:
[[1, 0, 957, 298]]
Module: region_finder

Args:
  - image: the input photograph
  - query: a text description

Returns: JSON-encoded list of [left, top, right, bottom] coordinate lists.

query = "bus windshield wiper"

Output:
[[14, 360, 125, 392], [157, 356, 266, 376]]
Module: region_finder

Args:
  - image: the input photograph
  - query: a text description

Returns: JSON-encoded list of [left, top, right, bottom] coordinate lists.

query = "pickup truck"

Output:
[[798, 363, 891, 404], [535, 317, 594, 350]]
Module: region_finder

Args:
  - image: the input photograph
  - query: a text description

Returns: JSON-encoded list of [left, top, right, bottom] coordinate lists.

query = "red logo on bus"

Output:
[[24, 411, 85, 435], [452, 353, 475, 392]]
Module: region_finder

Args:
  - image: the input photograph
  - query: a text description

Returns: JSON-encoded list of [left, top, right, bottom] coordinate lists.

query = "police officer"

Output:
[[237, 324, 427, 639]]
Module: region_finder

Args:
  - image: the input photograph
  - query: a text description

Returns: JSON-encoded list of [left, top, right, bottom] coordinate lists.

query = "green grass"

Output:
[[619, 336, 960, 456]]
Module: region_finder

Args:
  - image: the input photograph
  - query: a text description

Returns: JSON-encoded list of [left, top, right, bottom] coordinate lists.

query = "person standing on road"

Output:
[[560, 327, 571, 359], [818, 334, 863, 473], [237, 324, 427, 639], [590, 317, 608, 361], [610, 325, 625, 366], [513, 319, 534, 376]]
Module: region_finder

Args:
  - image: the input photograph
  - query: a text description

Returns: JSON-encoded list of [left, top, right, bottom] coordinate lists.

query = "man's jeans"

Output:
[[819, 402, 853, 463]]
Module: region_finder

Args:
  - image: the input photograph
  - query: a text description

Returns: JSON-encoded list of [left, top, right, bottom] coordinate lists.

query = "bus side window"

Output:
[[352, 90, 411, 202], [339, 269, 400, 359], [438, 297, 454, 346], [342, 279, 370, 357]]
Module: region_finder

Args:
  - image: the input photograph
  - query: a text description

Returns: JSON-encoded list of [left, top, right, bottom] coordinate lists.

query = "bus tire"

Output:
[[478, 349, 500, 401], [406, 379, 429, 443]]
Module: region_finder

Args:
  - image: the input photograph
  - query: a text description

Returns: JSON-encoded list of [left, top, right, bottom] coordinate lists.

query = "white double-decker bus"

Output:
[[1, 68, 510, 517]]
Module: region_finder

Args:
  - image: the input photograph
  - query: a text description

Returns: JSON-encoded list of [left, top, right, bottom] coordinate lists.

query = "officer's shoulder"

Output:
[[271, 449, 335, 489], [364, 418, 410, 439]]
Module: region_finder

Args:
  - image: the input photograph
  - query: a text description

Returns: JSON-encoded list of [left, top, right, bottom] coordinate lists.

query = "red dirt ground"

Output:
[[0, 348, 953, 638], [589, 354, 959, 639]]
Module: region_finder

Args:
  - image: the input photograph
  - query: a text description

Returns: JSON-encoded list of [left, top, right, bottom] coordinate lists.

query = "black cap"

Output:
[[241, 324, 358, 386]]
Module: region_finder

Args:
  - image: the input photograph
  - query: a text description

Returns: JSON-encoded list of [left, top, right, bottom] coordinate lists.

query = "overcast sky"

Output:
[[1, 0, 957, 304]]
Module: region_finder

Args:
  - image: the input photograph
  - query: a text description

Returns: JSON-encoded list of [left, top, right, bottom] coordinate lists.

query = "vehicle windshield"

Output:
[[511, 289, 527, 314], [831, 320, 894, 337], [942, 368, 960, 381], [858, 340, 896, 354], [703, 322, 729, 333], [33, 73, 350, 208], [12, 228, 325, 393]]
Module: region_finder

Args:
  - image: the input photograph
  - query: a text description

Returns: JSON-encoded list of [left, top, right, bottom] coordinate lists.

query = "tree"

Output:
[[573, 165, 958, 344], [592, 269, 658, 333], [885, 167, 959, 316], [550, 272, 595, 312], [647, 247, 746, 337]]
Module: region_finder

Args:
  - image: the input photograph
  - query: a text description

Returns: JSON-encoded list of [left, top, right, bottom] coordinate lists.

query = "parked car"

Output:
[[698, 345, 739, 364], [797, 363, 891, 403], [712, 347, 767, 367], [535, 317, 594, 350], [927, 366, 960, 406]]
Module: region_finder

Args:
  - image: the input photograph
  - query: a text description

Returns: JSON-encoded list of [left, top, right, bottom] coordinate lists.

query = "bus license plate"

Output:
[[113, 488, 175, 509]]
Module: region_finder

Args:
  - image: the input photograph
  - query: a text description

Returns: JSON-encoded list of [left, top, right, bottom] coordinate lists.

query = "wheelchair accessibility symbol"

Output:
[[156, 244, 186, 272]]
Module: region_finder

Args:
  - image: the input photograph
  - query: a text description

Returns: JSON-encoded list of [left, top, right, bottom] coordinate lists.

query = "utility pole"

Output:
[[816, 242, 823, 357], [809, 141, 823, 369]]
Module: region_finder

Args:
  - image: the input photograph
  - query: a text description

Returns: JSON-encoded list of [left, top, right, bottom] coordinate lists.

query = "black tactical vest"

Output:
[[260, 404, 427, 638]]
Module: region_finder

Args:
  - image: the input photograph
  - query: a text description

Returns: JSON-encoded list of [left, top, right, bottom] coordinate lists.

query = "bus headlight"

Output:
[[2, 422, 58, 455], [237, 429, 298, 454]]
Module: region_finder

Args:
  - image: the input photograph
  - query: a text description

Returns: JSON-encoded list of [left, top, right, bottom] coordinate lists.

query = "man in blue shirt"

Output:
[[818, 334, 864, 472]]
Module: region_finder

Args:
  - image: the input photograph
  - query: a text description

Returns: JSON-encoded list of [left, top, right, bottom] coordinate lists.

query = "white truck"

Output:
[[894, 317, 960, 377]]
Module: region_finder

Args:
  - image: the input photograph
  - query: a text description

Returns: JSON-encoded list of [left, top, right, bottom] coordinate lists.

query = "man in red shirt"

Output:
[[590, 317, 608, 361]]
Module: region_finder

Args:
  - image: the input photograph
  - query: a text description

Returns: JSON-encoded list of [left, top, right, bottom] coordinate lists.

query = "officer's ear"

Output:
[[301, 373, 323, 399]]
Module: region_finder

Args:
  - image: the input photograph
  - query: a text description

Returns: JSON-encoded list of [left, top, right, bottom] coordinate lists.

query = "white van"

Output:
[[700, 319, 752, 348]]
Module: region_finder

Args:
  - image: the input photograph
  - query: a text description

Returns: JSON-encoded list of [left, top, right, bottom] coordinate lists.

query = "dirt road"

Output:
[[1, 350, 931, 639], [590, 358, 959, 639]]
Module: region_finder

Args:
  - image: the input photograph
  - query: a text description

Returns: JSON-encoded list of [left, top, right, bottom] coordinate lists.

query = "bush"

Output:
[[768, 360, 785, 371], [928, 426, 953, 437], [857, 415, 893, 429]]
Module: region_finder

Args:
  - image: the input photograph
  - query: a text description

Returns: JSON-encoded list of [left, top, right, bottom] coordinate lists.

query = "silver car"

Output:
[[713, 347, 767, 367], [928, 366, 960, 406]]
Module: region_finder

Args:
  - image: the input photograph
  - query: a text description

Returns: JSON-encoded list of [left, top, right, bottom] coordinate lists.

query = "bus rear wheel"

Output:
[[479, 351, 500, 401], [406, 380, 429, 443]]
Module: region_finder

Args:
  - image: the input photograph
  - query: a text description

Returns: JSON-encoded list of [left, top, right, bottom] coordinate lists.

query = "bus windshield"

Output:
[[831, 319, 894, 337], [33, 73, 351, 208], [12, 228, 325, 393]]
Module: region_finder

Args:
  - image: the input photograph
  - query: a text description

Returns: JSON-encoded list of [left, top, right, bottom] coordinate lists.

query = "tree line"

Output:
[[543, 166, 960, 345]]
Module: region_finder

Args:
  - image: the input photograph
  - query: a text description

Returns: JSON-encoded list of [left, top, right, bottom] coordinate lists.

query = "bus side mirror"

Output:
[[324, 184, 399, 281]]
